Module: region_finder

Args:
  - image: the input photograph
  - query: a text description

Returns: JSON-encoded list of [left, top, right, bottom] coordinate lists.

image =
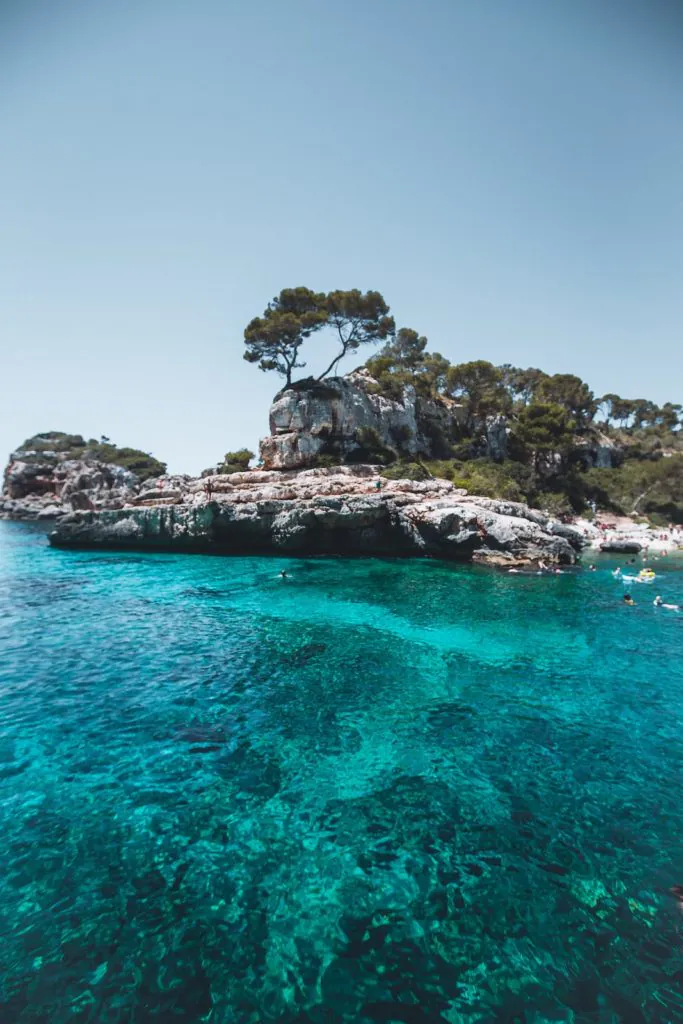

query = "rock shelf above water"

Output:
[[48, 466, 582, 565]]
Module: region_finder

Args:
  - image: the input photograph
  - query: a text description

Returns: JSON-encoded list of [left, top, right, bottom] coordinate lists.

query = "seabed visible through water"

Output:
[[0, 521, 682, 1022]]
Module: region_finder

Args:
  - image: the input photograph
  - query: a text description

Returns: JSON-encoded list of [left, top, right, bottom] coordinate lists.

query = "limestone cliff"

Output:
[[1, 432, 167, 520], [259, 371, 458, 470], [50, 466, 583, 565], [258, 373, 627, 472]]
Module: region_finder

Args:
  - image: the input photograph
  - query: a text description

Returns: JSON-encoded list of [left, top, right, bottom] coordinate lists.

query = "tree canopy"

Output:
[[13, 433, 167, 478], [217, 448, 255, 474], [445, 360, 510, 429], [243, 286, 394, 385], [243, 287, 327, 386], [317, 290, 395, 379]]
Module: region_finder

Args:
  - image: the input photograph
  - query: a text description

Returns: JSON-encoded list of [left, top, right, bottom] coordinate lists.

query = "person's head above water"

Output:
[[623, 593, 635, 604], [654, 595, 663, 606]]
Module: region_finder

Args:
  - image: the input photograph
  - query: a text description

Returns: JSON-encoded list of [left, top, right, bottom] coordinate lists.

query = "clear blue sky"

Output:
[[2, 0, 682, 473]]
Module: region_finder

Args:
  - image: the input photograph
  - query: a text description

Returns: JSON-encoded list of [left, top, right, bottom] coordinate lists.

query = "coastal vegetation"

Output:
[[12, 432, 167, 478], [243, 287, 683, 521], [365, 344, 683, 521], [217, 449, 255, 474]]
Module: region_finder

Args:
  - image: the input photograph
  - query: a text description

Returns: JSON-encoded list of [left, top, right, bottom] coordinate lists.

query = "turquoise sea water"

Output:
[[1, 522, 682, 1023]]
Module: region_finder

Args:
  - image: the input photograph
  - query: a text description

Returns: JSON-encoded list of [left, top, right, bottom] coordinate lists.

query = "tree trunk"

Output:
[[633, 484, 656, 513], [317, 347, 346, 381]]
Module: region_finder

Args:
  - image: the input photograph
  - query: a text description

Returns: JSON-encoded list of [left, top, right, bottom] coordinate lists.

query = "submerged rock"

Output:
[[49, 466, 582, 565]]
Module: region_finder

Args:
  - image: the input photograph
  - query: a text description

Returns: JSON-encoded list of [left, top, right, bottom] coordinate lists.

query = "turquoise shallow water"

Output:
[[1, 523, 682, 1023]]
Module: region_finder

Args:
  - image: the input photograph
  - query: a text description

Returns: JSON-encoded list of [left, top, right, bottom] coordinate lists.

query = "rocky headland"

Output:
[[2, 382, 589, 565], [1, 432, 174, 522], [48, 465, 582, 564]]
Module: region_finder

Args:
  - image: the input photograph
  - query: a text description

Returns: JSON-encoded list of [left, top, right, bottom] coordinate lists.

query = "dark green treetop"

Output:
[[243, 287, 327, 385], [511, 402, 576, 470], [378, 327, 428, 373], [224, 448, 253, 468], [316, 289, 395, 380], [535, 374, 595, 426], [499, 366, 548, 408], [445, 360, 510, 428], [243, 287, 394, 385], [217, 448, 255, 474]]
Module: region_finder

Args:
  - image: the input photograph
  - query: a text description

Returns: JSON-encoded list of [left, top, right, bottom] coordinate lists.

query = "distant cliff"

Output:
[[1, 432, 168, 520]]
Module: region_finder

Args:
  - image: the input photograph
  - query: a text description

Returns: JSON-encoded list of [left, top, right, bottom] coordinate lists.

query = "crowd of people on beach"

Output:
[[578, 517, 683, 558]]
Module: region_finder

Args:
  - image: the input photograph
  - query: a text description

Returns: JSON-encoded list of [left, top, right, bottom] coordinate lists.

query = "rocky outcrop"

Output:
[[575, 430, 621, 470], [2, 458, 139, 520], [1, 432, 168, 521], [50, 466, 583, 565], [260, 371, 458, 470], [484, 415, 509, 461], [599, 540, 642, 554]]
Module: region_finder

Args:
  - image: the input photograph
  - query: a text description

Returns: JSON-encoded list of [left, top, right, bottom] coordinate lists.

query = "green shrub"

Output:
[[536, 492, 573, 518], [215, 448, 255, 474], [446, 458, 533, 502], [581, 457, 683, 521], [14, 433, 167, 478], [14, 432, 87, 462], [87, 443, 167, 478], [312, 454, 342, 469], [223, 449, 254, 469], [381, 461, 430, 481], [284, 378, 342, 399]]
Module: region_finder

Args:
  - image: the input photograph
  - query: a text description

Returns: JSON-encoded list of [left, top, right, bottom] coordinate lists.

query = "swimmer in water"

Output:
[[612, 567, 622, 577], [588, 564, 596, 571], [623, 593, 635, 606], [654, 595, 680, 611], [279, 569, 288, 579], [670, 884, 683, 908]]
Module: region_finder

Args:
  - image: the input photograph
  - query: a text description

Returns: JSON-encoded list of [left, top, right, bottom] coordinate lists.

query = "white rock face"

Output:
[[574, 431, 620, 469], [1, 443, 168, 520], [485, 415, 509, 461], [1, 456, 140, 519], [260, 372, 454, 470], [51, 465, 584, 565]]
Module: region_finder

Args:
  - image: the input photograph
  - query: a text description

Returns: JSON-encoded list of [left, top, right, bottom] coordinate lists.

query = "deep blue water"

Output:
[[1, 521, 682, 1023]]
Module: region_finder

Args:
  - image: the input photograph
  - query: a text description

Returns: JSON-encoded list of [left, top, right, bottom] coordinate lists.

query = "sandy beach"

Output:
[[573, 516, 683, 557]]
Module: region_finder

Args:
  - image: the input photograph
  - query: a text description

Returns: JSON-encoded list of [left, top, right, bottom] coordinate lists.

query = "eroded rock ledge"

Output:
[[49, 466, 582, 565]]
